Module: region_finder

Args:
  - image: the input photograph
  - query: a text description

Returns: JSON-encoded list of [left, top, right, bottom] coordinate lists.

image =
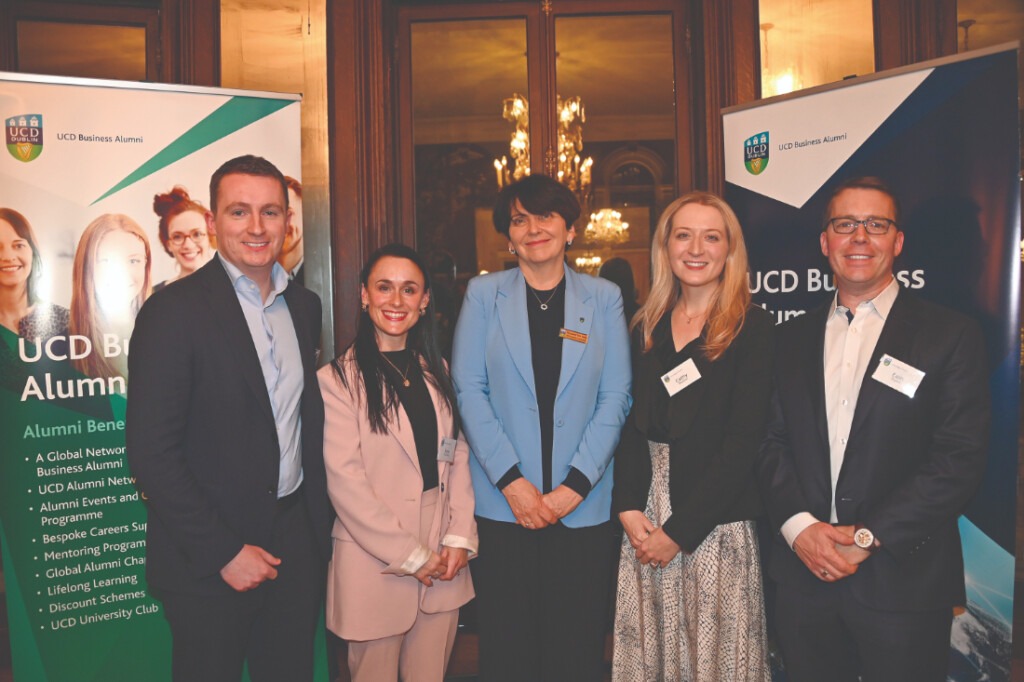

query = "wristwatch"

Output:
[[853, 525, 877, 551]]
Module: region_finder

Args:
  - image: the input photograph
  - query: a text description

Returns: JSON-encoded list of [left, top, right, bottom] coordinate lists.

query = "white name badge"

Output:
[[661, 358, 701, 397], [437, 437, 457, 463], [871, 353, 925, 398]]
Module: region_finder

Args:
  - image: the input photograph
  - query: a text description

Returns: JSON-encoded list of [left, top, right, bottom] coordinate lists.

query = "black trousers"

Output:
[[473, 517, 618, 682], [774, 578, 953, 682], [158, 496, 325, 682]]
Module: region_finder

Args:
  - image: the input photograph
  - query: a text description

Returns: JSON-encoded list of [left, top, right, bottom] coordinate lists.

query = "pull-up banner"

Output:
[[724, 44, 1020, 681], [0, 73, 304, 681]]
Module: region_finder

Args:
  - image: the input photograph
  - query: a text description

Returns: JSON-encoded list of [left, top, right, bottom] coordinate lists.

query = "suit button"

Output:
[[267, 488, 275, 496]]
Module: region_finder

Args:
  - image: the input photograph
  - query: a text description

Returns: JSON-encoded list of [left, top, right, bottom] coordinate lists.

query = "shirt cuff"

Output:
[[497, 465, 524, 491], [399, 544, 431, 575], [441, 534, 479, 557], [562, 467, 592, 499], [781, 512, 819, 549]]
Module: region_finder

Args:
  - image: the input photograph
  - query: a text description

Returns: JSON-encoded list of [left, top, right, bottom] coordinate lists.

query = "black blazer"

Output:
[[756, 290, 990, 611], [126, 258, 330, 595], [613, 305, 775, 553]]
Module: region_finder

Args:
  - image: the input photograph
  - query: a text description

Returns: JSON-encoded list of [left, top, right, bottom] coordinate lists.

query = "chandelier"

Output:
[[555, 96, 593, 198], [494, 93, 593, 208], [494, 94, 530, 189], [574, 252, 602, 275], [584, 208, 629, 245]]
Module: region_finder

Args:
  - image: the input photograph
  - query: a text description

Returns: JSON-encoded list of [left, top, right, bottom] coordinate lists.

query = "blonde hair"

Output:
[[634, 191, 751, 361], [70, 214, 152, 378]]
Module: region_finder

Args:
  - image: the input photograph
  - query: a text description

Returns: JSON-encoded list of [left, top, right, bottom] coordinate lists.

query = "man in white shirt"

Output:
[[757, 176, 990, 682]]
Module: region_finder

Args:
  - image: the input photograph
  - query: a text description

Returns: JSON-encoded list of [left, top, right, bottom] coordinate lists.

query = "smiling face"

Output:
[[820, 187, 904, 308], [207, 173, 288, 286], [0, 218, 32, 292], [167, 209, 213, 275], [361, 255, 430, 352], [666, 202, 729, 294], [94, 229, 147, 316], [507, 200, 575, 270]]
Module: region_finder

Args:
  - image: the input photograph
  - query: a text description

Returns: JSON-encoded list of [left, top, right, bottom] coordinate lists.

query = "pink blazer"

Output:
[[318, 351, 477, 641]]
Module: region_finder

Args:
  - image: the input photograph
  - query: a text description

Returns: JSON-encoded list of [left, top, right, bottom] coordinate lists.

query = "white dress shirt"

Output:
[[219, 255, 305, 498], [781, 278, 900, 547]]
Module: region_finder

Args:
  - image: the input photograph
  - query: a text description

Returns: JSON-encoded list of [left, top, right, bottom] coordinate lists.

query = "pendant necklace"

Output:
[[680, 304, 708, 324], [380, 351, 412, 387], [529, 284, 560, 311]]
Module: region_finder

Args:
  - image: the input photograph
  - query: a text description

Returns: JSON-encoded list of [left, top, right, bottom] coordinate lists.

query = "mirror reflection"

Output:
[[555, 14, 676, 303], [410, 13, 678, 318]]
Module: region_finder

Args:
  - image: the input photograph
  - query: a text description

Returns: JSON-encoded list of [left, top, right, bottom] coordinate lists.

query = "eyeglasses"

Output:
[[827, 218, 896, 235], [168, 229, 207, 246]]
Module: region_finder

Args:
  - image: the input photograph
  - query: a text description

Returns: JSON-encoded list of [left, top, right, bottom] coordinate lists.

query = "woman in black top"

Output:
[[612, 191, 774, 681], [318, 244, 477, 681], [451, 175, 632, 682]]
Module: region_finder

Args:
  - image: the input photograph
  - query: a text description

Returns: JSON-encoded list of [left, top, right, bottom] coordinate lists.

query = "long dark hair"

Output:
[[331, 243, 459, 434]]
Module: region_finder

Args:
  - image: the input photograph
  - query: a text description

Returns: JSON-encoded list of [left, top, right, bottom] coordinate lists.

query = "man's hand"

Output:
[[502, 477, 558, 530], [220, 544, 281, 592], [792, 522, 858, 582], [542, 485, 583, 520], [833, 524, 872, 566]]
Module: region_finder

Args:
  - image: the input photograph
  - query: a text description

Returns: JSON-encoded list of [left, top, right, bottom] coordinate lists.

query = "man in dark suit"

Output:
[[756, 176, 990, 682], [127, 155, 330, 681]]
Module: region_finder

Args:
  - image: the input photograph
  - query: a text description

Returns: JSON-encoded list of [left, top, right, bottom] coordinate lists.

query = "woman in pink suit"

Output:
[[318, 243, 477, 682]]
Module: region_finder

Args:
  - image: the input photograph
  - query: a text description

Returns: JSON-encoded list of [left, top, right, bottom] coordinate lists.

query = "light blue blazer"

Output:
[[451, 264, 632, 528]]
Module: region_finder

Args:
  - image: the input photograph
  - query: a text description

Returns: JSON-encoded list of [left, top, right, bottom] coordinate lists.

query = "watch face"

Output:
[[854, 528, 874, 549]]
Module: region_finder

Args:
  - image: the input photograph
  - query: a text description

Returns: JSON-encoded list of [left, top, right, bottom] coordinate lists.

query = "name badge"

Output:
[[437, 437, 457, 463], [871, 354, 925, 398], [661, 358, 701, 397], [559, 328, 588, 344]]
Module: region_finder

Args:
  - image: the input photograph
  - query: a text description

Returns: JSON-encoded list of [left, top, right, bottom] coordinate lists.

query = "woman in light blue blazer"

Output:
[[451, 174, 632, 682]]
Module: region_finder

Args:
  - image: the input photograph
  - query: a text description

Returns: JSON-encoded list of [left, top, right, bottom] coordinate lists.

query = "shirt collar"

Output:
[[218, 254, 289, 303], [829, 277, 900, 322]]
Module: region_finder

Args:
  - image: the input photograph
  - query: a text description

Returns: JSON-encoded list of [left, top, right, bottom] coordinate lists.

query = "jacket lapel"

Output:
[[846, 291, 915, 444], [496, 269, 537, 399], [424, 371, 453, 480], [201, 259, 275, 422], [801, 304, 833, 506], [386, 402, 421, 474], [556, 267, 594, 400], [810, 306, 830, 459], [284, 283, 314, 380]]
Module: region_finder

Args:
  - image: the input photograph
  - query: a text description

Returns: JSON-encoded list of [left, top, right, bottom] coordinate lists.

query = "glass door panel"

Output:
[[554, 14, 676, 302], [411, 18, 529, 285]]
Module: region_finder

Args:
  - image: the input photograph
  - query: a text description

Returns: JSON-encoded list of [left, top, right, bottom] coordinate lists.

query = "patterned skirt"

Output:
[[611, 441, 770, 682]]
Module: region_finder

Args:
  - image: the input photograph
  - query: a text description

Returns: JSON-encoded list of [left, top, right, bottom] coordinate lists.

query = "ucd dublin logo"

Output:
[[7, 114, 43, 162], [744, 132, 769, 175]]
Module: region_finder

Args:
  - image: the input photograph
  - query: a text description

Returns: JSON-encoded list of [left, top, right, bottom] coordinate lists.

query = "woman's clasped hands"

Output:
[[619, 510, 681, 569], [414, 546, 470, 587], [502, 477, 583, 530]]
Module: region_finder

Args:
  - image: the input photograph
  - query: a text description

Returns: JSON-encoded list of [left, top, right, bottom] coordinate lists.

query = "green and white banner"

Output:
[[0, 73, 303, 681]]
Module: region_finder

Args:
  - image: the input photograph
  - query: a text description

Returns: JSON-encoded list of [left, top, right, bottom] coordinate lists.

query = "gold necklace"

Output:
[[679, 303, 708, 324], [380, 351, 411, 387], [528, 283, 561, 311]]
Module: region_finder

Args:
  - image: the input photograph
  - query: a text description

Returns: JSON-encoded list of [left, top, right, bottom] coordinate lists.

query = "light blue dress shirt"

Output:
[[218, 255, 304, 498]]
